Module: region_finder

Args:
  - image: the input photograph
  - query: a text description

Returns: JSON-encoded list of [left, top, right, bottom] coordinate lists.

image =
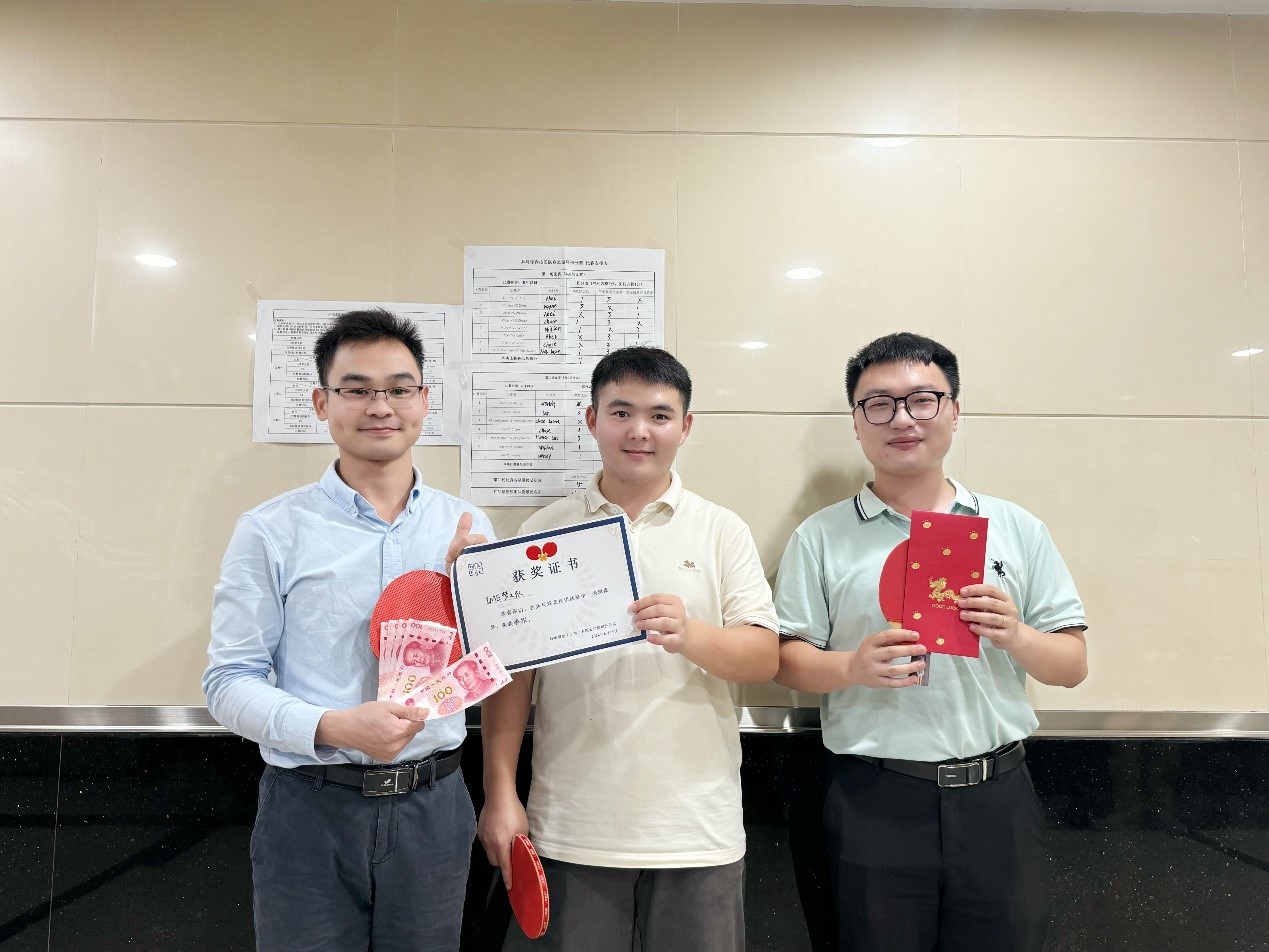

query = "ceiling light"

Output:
[[864, 137, 914, 149], [135, 253, 177, 268], [739, 341, 768, 350], [785, 267, 823, 280], [1231, 348, 1263, 357]]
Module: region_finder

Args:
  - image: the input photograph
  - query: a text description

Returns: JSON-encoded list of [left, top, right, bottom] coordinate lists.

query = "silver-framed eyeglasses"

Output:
[[324, 385, 425, 407], [854, 390, 949, 425]]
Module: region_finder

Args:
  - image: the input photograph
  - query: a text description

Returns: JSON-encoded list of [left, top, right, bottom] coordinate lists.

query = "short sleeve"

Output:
[[718, 517, 779, 632], [1020, 523, 1087, 634], [773, 529, 832, 648]]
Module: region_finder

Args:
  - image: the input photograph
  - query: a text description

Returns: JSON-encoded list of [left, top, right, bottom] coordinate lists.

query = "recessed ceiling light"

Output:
[[135, 253, 177, 268], [1231, 348, 1263, 357], [785, 267, 823, 280], [739, 341, 768, 350]]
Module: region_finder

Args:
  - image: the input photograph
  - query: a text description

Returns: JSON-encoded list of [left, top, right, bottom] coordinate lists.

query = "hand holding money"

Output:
[[376, 616, 511, 718], [378, 619, 455, 702], [399, 643, 511, 717]]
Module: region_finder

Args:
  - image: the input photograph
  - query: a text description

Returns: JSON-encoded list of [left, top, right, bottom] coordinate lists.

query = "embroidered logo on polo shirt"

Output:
[[991, 559, 1007, 580], [680, 559, 700, 572]]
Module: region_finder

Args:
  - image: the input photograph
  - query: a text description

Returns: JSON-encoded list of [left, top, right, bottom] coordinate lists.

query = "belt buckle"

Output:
[[362, 765, 415, 797], [936, 758, 988, 788]]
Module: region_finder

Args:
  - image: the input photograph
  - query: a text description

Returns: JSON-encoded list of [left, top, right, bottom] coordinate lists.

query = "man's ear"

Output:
[[312, 386, 329, 421]]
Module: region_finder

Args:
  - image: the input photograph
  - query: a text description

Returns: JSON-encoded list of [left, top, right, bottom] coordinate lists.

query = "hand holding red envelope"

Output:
[[901, 511, 989, 657], [878, 511, 990, 681]]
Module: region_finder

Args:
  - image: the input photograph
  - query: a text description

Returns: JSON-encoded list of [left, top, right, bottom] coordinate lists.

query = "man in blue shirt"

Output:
[[774, 333, 1087, 952], [205, 309, 492, 952]]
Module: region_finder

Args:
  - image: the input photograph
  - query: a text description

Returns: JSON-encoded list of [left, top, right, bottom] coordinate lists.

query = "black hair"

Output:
[[844, 332, 960, 404], [313, 308, 424, 386], [590, 347, 692, 414]]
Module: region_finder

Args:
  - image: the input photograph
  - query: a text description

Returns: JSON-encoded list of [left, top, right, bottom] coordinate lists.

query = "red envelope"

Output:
[[900, 511, 989, 657]]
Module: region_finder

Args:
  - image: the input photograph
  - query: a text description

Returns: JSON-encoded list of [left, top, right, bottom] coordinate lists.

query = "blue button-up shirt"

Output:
[[204, 462, 495, 768]]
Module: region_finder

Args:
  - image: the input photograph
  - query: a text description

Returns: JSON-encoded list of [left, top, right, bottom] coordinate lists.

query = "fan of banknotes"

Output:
[[377, 619, 512, 717]]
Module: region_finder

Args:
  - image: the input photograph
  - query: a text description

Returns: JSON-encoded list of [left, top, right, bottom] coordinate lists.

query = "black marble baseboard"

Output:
[[1, 734, 1265, 951]]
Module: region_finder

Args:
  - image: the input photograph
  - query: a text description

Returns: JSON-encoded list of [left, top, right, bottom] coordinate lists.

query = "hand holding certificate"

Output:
[[452, 515, 644, 671]]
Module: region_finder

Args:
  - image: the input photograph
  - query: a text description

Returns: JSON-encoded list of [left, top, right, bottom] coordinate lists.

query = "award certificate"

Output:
[[452, 515, 643, 671]]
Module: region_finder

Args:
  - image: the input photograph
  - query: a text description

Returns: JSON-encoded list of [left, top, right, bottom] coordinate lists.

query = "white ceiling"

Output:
[[630, 0, 1269, 15]]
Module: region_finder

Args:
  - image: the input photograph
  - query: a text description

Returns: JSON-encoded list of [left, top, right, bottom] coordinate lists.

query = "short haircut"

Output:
[[844, 332, 960, 404], [590, 347, 693, 414], [313, 308, 424, 387]]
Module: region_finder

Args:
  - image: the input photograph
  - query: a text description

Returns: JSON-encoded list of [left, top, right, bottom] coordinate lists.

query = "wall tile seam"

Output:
[[9, 407, 1269, 424], [2, 117, 1267, 146]]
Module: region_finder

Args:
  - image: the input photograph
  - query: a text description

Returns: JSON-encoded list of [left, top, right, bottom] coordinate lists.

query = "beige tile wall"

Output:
[[2, 0, 1267, 713]]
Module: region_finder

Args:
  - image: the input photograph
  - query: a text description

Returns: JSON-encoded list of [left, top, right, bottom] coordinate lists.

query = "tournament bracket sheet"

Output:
[[452, 516, 644, 671], [252, 300, 462, 444], [460, 246, 665, 506]]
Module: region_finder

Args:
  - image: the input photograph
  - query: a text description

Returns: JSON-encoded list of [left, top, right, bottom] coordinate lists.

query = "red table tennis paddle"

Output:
[[368, 570, 460, 665], [879, 539, 930, 685], [509, 833, 549, 940], [879, 540, 907, 628]]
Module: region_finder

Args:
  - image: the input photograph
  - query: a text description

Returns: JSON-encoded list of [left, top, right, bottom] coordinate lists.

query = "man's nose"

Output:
[[889, 401, 916, 425]]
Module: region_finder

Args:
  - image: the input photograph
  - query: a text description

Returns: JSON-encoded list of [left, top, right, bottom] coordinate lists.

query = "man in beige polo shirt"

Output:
[[479, 347, 780, 952]]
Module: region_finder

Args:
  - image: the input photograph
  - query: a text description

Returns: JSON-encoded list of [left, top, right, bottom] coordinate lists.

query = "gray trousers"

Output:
[[251, 764, 476, 952], [502, 856, 746, 952]]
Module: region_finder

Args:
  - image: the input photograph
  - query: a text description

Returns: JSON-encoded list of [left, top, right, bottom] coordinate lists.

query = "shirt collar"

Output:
[[583, 469, 684, 517], [319, 461, 423, 519], [853, 477, 980, 522]]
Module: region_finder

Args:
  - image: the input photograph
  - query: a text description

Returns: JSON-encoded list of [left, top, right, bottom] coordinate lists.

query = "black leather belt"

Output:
[[851, 740, 1025, 788], [286, 747, 462, 797]]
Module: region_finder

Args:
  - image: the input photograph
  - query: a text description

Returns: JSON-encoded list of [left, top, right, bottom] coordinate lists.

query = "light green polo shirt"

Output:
[[773, 479, 1086, 761]]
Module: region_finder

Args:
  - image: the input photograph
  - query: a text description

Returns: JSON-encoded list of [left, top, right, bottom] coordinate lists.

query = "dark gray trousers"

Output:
[[503, 856, 746, 952], [251, 764, 476, 952]]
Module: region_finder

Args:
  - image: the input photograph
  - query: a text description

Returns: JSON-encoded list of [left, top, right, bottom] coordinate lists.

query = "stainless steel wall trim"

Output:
[[0, 706, 226, 733], [1, 706, 1268, 738], [1032, 710, 1269, 739]]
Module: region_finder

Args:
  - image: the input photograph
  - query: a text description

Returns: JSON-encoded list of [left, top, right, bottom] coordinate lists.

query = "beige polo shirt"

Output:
[[521, 471, 778, 868]]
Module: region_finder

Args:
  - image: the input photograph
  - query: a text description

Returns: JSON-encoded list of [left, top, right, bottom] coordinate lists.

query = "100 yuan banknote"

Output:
[[401, 643, 511, 717], [378, 619, 458, 702]]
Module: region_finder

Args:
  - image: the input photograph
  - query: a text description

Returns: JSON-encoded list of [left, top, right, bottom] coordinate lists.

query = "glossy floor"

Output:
[[0, 734, 1265, 951]]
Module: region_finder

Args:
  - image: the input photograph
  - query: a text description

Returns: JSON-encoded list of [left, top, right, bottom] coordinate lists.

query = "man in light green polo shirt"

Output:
[[773, 332, 1087, 952]]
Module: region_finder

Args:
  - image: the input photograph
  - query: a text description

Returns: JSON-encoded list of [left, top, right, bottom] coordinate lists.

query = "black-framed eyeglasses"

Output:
[[324, 385, 425, 408], [853, 390, 949, 425]]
